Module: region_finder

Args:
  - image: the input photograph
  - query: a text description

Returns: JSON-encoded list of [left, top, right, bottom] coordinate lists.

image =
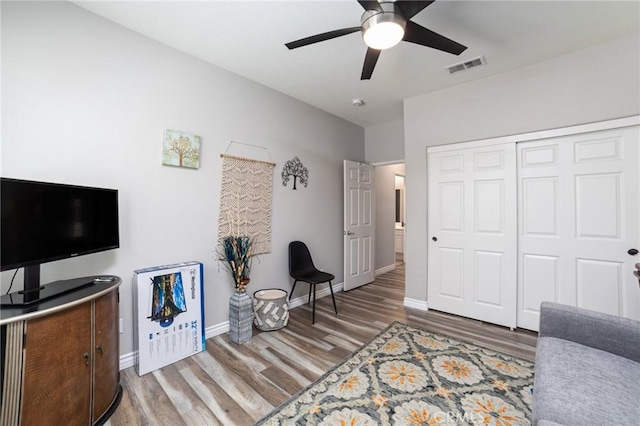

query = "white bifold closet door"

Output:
[[517, 127, 640, 330], [427, 143, 517, 329]]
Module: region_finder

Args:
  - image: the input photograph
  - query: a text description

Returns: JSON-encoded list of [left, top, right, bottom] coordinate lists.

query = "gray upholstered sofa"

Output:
[[533, 302, 640, 425]]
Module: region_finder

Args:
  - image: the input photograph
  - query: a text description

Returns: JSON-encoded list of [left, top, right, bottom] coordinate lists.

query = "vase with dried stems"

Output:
[[219, 208, 256, 344], [220, 235, 254, 292]]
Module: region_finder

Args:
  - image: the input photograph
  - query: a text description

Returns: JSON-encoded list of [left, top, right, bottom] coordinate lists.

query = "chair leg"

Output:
[[328, 281, 338, 315], [289, 280, 298, 301], [307, 285, 312, 306], [312, 284, 317, 324]]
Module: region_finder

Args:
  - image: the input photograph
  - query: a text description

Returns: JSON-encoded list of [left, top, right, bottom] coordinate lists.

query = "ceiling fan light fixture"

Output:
[[284, 0, 467, 81], [363, 22, 405, 50], [361, 3, 406, 50]]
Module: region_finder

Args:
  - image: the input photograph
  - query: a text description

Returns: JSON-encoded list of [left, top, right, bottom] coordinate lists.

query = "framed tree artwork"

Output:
[[162, 129, 201, 169]]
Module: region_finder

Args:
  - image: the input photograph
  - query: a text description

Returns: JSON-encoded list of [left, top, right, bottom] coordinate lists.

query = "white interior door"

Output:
[[344, 160, 375, 291], [427, 143, 517, 328], [517, 126, 640, 330], [401, 176, 407, 258]]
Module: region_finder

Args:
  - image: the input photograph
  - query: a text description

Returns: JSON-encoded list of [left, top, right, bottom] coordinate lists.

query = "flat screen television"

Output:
[[1, 178, 119, 305]]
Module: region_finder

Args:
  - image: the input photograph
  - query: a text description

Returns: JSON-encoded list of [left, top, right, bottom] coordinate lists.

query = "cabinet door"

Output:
[[92, 291, 119, 423], [21, 302, 92, 425], [394, 230, 404, 253]]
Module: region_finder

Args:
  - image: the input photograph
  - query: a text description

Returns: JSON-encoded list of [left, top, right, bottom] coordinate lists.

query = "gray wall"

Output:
[[1, 1, 364, 357], [365, 119, 404, 164], [374, 164, 405, 272], [403, 32, 640, 302]]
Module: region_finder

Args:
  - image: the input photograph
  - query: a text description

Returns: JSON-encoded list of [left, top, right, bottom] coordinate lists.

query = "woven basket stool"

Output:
[[253, 289, 289, 331]]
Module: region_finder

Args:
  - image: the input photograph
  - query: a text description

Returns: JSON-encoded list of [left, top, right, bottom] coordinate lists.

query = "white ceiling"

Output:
[[73, 1, 640, 128]]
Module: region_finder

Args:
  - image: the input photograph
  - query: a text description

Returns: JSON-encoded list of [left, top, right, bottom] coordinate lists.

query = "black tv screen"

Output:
[[1, 178, 120, 271]]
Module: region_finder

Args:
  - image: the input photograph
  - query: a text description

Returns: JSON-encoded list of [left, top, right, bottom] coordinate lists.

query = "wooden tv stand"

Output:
[[0, 277, 122, 425]]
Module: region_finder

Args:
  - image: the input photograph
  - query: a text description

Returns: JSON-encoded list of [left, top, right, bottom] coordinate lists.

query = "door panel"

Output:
[[474, 150, 504, 170], [574, 137, 621, 162], [576, 259, 622, 316], [344, 160, 375, 291], [522, 177, 558, 235], [521, 144, 558, 167], [362, 235, 372, 274], [362, 188, 372, 226], [475, 180, 503, 233], [575, 173, 621, 238], [439, 154, 464, 172], [474, 251, 503, 306], [348, 238, 359, 276], [439, 248, 464, 299], [517, 126, 639, 330], [521, 254, 558, 316], [428, 143, 517, 328], [439, 182, 464, 231], [349, 188, 359, 226]]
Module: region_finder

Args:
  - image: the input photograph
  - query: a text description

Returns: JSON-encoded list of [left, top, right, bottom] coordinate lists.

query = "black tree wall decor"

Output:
[[281, 156, 309, 190]]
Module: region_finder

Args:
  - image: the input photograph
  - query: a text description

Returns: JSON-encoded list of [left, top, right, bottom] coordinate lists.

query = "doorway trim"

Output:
[[427, 116, 639, 154]]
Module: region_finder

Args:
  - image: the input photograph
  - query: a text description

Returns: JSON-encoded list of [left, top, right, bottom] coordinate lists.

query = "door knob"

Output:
[[432, 236, 438, 242], [345, 231, 355, 236], [83, 352, 89, 365], [629, 248, 639, 256], [96, 344, 103, 355]]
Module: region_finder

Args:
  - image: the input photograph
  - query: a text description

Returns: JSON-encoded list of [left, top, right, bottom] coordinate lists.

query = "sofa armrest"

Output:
[[539, 301, 640, 363]]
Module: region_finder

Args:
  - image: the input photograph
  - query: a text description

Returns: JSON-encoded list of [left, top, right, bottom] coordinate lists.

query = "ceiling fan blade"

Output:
[[395, 1, 435, 19], [285, 27, 361, 50], [402, 20, 467, 55], [361, 48, 381, 80], [357, 0, 382, 12]]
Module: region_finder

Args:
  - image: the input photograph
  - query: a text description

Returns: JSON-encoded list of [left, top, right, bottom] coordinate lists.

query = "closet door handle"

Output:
[[83, 352, 89, 365], [432, 236, 438, 242], [629, 248, 639, 256]]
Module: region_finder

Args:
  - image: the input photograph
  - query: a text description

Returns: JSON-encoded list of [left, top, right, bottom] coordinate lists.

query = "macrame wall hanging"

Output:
[[217, 142, 275, 255]]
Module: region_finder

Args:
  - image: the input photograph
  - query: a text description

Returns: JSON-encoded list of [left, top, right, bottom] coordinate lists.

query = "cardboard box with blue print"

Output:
[[133, 261, 205, 376]]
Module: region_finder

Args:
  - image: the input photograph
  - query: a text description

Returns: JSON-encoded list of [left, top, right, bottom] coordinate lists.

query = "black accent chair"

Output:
[[288, 241, 338, 324]]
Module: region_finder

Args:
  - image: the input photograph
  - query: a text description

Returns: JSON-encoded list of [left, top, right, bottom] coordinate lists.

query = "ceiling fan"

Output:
[[285, 0, 467, 80]]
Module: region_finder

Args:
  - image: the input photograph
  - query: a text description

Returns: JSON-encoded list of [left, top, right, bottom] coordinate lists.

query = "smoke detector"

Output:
[[352, 98, 365, 107], [446, 55, 487, 75]]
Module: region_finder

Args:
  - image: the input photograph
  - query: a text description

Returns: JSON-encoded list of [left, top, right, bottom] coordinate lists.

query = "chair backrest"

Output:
[[289, 241, 317, 276]]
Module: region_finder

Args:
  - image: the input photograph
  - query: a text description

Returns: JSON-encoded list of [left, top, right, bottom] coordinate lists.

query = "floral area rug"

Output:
[[257, 322, 534, 425]]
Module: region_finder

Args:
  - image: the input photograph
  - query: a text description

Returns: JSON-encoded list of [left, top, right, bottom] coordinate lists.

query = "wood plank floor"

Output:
[[106, 263, 537, 425]]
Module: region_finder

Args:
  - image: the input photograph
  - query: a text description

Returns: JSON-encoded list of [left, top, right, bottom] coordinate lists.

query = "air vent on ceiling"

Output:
[[446, 55, 487, 75]]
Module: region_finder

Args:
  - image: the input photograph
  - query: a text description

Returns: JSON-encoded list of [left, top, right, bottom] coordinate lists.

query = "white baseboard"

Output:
[[119, 351, 136, 371], [288, 281, 344, 309], [205, 321, 230, 340], [404, 297, 429, 312], [375, 264, 395, 276], [119, 284, 344, 371]]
